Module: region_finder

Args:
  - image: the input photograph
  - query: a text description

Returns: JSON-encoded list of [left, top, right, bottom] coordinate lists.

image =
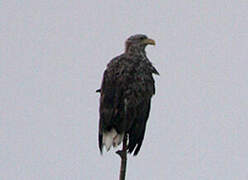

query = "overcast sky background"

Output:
[[1, 1, 248, 179]]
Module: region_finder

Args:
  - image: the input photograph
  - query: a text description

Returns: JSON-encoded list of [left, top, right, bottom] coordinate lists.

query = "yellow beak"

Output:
[[143, 38, 156, 45]]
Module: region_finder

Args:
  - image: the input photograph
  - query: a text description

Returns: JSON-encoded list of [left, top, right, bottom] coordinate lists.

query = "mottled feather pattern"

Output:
[[98, 34, 159, 155]]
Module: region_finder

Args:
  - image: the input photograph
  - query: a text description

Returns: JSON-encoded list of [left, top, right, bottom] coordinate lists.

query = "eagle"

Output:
[[98, 34, 159, 155]]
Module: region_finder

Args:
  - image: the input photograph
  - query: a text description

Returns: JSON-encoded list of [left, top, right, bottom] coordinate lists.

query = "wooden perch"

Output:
[[116, 134, 128, 180]]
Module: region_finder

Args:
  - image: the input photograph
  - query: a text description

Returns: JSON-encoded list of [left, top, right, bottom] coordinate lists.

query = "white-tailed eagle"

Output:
[[98, 34, 159, 155]]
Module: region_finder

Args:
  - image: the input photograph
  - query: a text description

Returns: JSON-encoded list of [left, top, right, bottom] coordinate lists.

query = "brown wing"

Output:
[[127, 61, 156, 155], [98, 56, 136, 153], [98, 69, 118, 153], [98, 55, 158, 155]]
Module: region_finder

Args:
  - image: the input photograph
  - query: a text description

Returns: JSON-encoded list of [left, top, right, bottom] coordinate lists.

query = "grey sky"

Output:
[[1, 1, 248, 179]]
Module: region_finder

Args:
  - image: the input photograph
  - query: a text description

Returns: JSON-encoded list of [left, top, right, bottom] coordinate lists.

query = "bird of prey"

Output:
[[98, 34, 159, 155]]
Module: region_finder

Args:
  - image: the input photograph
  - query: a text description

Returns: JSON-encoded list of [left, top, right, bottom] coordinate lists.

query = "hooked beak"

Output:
[[143, 38, 156, 45]]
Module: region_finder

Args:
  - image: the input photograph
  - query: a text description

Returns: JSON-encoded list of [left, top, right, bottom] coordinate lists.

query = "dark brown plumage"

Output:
[[98, 34, 159, 155]]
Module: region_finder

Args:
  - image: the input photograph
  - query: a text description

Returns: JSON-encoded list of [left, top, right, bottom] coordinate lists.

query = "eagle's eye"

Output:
[[139, 36, 146, 40]]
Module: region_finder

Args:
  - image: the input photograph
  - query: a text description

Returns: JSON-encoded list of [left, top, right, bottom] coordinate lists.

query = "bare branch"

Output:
[[116, 134, 128, 180]]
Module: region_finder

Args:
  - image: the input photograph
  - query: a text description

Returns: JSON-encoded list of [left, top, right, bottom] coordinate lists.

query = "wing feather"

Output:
[[98, 54, 158, 155]]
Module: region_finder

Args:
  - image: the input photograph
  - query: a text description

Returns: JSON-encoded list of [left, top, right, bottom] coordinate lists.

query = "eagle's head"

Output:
[[125, 34, 155, 54]]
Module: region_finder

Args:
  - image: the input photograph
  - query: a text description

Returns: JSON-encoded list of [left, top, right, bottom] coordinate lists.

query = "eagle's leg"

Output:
[[116, 134, 127, 180]]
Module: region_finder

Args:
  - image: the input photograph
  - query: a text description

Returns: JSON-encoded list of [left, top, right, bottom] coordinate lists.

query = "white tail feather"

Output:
[[113, 133, 124, 147], [102, 129, 124, 151]]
